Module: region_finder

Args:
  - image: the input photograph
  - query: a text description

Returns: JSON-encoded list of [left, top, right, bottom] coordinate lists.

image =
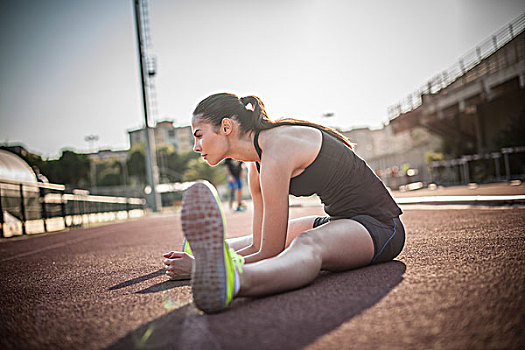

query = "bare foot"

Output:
[[163, 251, 194, 280]]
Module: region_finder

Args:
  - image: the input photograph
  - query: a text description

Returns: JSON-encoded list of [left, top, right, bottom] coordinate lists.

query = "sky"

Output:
[[1, 0, 524, 159]]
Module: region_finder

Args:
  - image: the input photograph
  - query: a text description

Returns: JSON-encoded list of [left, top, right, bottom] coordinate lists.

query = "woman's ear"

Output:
[[221, 118, 233, 135]]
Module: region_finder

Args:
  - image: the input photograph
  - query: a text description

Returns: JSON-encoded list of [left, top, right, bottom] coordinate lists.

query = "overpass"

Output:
[[389, 13, 525, 156]]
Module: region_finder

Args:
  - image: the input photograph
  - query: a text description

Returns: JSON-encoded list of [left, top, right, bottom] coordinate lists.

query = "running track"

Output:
[[1, 203, 524, 349]]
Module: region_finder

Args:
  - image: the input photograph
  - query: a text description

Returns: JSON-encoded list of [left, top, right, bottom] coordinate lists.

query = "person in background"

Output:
[[223, 158, 245, 211], [32, 166, 49, 183]]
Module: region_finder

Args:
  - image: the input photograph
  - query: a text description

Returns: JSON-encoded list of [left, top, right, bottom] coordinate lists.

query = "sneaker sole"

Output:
[[181, 181, 228, 313]]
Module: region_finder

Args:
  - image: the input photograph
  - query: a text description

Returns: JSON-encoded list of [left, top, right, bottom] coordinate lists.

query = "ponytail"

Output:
[[239, 95, 274, 131], [193, 92, 353, 149]]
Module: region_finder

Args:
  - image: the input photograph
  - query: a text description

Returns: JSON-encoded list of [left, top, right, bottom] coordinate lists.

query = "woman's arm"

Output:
[[241, 126, 322, 263], [234, 162, 263, 257], [244, 152, 292, 263]]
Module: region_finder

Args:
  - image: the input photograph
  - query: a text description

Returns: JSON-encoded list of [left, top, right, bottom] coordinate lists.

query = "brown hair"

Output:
[[193, 92, 353, 149]]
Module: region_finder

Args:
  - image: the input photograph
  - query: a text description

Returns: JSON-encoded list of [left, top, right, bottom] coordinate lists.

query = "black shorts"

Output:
[[313, 215, 405, 264]]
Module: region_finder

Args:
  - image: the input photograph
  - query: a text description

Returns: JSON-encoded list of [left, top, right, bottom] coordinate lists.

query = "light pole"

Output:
[[85, 135, 99, 191], [321, 112, 338, 130], [85, 135, 99, 152], [133, 0, 161, 212]]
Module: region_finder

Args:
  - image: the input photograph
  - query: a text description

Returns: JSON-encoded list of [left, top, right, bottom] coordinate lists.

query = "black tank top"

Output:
[[254, 128, 402, 223]]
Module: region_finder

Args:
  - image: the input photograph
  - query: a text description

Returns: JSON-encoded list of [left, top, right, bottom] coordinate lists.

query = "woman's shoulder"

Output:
[[259, 125, 322, 169], [261, 125, 322, 146]]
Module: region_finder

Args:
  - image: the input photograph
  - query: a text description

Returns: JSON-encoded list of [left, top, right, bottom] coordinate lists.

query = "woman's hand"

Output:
[[162, 251, 194, 280]]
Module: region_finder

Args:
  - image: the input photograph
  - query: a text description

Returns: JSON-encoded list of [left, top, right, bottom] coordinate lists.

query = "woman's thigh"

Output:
[[226, 216, 317, 250], [306, 219, 375, 271], [285, 216, 318, 247], [352, 215, 405, 264]]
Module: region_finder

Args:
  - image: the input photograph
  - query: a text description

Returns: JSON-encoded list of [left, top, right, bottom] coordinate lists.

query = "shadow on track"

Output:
[[137, 280, 191, 294], [107, 261, 406, 350], [108, 269, 165, 291], [109, 269, 191, 293]]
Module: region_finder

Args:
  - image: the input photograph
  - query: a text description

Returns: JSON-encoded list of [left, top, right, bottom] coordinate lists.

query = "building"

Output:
[[387, 15, 525, 184], [389, 27, 524, 156], [172, 125, 194, 153], [87, 149, 128, 163], [342, 125, 441, 189], [128, 121, 193, 153]]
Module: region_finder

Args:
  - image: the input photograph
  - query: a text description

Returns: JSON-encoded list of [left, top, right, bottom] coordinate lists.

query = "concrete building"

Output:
[[87, 149, 128, 163], [388, 15, 525, 184], [342, 125, 441, 189], [128, 121, 193, 153], [172, 125, 194, 153], [390, 29, 524, 155]]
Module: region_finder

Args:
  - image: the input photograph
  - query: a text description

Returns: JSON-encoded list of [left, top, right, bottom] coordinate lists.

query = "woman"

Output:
[[163, 93, 405, 313]]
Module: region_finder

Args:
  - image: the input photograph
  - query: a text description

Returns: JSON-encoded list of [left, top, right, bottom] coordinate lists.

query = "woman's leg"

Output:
[[225, 216, 317, 251], [238, 219, 374, 297], [226, 235, 252, 250], [285, 216, 317, 247], [181, 181, 374, 312], [165, 218, 314, 281]]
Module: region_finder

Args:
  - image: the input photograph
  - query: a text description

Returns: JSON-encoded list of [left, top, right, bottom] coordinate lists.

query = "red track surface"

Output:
[[1, 198, 525, 349]]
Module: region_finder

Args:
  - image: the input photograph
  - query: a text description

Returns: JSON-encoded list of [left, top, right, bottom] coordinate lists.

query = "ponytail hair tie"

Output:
[[240, 96, 257, 112]]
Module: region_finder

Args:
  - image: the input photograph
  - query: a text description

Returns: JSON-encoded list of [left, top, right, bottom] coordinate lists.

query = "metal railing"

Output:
[[429, 146, 525, 185], [388, 13, 525, 119], [0, 179, 146, 238]]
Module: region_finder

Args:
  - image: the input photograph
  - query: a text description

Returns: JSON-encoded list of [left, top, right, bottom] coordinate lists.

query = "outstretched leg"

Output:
[[164, 217, 319, 280], [238, 219, 374, 297], [226, 215, 318, 251], [180, 181, 375, 312]]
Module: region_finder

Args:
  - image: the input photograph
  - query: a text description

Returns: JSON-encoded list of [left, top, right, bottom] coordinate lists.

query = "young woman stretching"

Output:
[[163, 93, 405, 313]]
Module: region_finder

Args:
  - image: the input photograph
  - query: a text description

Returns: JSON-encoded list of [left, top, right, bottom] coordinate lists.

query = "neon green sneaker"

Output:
[[181, 181, 245, 313], [181, 238, 193, 256]]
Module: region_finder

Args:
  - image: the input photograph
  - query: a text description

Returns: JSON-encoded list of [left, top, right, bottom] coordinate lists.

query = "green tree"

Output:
[[183, 158, 226, 186], [97, 160, 123, 186], [156, 146, 200, 183], [171, 151, 199, 180], [21, 152, 46, 172], [156, 145, 181, 183], [45, 150, 90, 187], [126, 144, 146, 185], [126, 144, 201, 185]]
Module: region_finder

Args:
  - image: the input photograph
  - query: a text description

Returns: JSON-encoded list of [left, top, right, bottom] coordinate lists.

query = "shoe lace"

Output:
[[229, 248, 245, 273]]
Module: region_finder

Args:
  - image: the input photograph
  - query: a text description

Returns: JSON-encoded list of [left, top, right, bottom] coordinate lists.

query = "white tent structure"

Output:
[[0, 149, 36, 183]]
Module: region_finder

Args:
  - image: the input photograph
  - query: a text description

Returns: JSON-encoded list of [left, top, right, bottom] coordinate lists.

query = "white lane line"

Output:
[[395, 194, 525, 204], [0, 230, 115, 262], [399, 204, 523, 210]]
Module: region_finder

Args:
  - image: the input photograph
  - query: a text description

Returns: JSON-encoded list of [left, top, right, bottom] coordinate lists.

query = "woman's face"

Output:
[[191, 116, 229, 166]]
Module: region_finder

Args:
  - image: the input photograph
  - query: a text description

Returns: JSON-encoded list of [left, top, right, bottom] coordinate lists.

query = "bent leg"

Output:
[[226, 216, 316, 252], [226, 235, 252, 250], [285, 216, 317, 247], [238, 219, 374, 297]]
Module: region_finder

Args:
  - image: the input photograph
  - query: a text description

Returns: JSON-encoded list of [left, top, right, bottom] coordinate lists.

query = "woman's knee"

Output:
[[286, 216, 316, 246], [289, 230, 323, 260], [283, 230, 323, 272]]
